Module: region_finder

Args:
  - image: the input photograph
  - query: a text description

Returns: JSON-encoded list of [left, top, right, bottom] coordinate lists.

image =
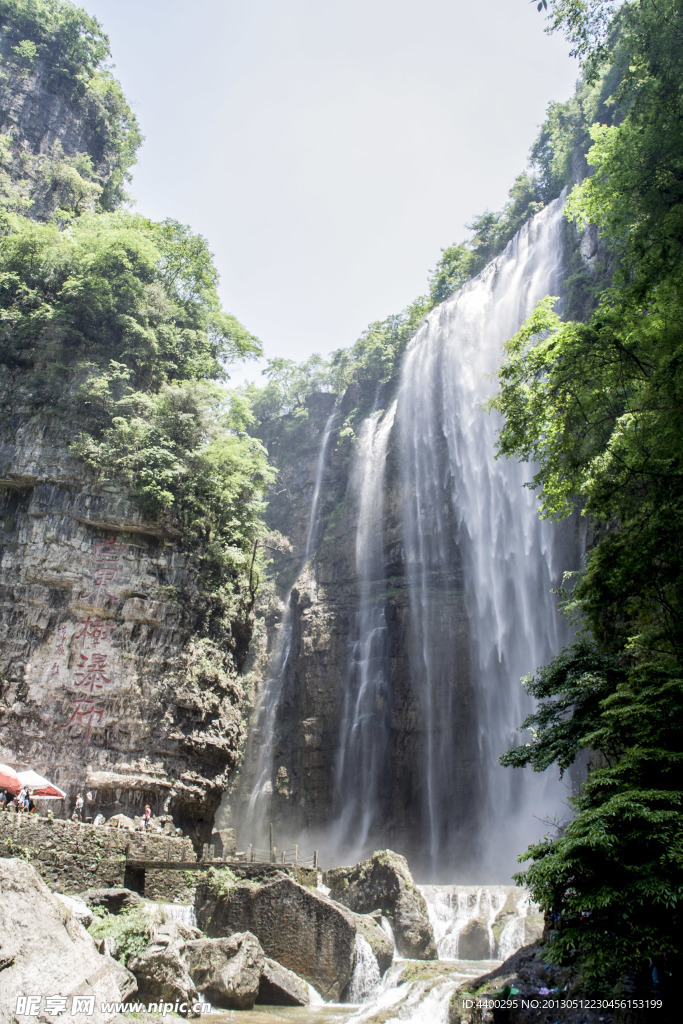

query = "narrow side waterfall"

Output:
[[396, 196, 574, 879], [330, 401, 397, 858], [347, 934, 382, 1003], [239, 402, 339, 841]]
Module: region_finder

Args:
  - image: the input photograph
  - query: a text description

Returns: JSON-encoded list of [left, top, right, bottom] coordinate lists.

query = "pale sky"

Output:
[[79, 0, 579, 380]]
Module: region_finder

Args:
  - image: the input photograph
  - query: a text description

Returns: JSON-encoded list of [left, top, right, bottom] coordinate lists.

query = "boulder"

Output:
[[106, 813, 135, 830], [54, 891, 95, 929], [0, 857, 136, 1024], [352, 911, 394, 975], [198, 876, 362, 1001], [257, 956, 310, 1006], [457, 918, 491, 959], [183, 932, 264, 1010], [128, 945, 199, 1012], [325, 850, 437, 959], [81, 887, 144, 914]]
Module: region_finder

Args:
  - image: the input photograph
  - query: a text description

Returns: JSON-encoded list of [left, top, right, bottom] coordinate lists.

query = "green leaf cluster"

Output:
[[493, 0, 683, 992], [88, 906, 154, 967]]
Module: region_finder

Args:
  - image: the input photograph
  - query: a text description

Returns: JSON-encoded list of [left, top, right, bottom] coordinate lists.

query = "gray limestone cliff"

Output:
[[0, 32, 246, 839], [0, 389, 249, 837]]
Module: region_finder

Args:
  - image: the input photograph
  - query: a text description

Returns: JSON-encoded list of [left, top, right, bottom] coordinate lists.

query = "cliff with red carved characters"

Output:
[[0, 398, 248, 839]]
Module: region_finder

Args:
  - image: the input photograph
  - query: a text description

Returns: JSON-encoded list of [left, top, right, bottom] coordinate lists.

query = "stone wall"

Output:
[[0, 812, 195, 898]]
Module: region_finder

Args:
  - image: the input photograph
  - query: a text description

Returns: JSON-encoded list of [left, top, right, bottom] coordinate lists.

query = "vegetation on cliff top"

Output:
[[492, 0, 683, 994], [0, 0, 141, 213], [0, 0, 273, 633]]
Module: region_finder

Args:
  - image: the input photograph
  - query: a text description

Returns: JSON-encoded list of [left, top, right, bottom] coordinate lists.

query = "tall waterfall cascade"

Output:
[[235, 197, 576, 881], [394, 195, 574, 878], [238, 402, 339, 841], [331, 400, 398, 859]]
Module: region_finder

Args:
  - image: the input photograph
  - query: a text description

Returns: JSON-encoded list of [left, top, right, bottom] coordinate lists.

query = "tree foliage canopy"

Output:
[[492, 0, 683, 992]]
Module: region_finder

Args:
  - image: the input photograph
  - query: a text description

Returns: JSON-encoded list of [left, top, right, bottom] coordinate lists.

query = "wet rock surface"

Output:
[[183, 932, 264, 1010], [325, 849, 437, 959], [257, 956, 311, 1006]]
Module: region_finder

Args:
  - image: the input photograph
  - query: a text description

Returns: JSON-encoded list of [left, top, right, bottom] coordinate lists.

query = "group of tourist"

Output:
[[1, 786, 156, 830], [0, 786, 36, 813]]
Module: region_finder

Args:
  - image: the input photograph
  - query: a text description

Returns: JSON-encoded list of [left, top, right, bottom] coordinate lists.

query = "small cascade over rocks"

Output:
[[347, 934, 382, 1003], [159, 902, 198, 930], [420, 884, 542, 961], [380, 916, 399, 961]]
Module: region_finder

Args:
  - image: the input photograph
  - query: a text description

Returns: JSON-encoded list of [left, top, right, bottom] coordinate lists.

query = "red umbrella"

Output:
[[0, 763, 21, 794], [17, 770, 66, 799]]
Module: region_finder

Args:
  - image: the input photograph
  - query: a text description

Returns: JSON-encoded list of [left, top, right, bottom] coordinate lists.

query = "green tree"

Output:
[[492, 0, 683, 993]]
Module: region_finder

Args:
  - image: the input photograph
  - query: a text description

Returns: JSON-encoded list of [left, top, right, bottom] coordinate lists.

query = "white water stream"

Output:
[[240, 401, 339, 841], [396, 196, 574, 879], [331, 400, 398, 858]]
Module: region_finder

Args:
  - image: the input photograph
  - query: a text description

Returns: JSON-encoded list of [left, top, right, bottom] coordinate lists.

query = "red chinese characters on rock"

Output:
[[61, 536, 128, 746], [80, 538, 128, 605], [73, 616, 113, 649]]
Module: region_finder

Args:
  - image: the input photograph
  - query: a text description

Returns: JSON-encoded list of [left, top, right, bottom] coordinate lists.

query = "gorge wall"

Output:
[[0, 18, 249, 840], [0, 403, 247, 835]]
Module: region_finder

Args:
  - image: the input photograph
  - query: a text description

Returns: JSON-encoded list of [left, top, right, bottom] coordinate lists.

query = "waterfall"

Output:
[[240, 401, 339, 841], [330, 400, 397, 858], [420, 884, 542, 960], [347, 934, 382, 1003], [397, 196, 574, 879], [159, 902, 198, 930]]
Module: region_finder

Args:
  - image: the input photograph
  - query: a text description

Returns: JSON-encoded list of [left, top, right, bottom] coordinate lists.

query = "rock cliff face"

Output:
[[0, 393, 248, 835], [233, 384, 475, 869], [0, 23, 247, 839], [0, 23, 135, 218]]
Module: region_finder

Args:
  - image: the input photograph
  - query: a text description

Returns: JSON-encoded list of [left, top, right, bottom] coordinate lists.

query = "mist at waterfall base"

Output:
[[236, 197, 578, 883]]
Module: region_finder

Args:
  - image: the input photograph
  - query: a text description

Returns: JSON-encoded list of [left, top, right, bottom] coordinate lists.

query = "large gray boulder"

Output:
[[127, 945, 199, 1012], [257, 957, 310, 1006], [325, 849, 437, 959], [183, 933, 264, 1010], [197, 876, 382, 1001], [0, 857, 136, 1024], [457, 918, 491, 960], [54, 892, 95, 929]]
